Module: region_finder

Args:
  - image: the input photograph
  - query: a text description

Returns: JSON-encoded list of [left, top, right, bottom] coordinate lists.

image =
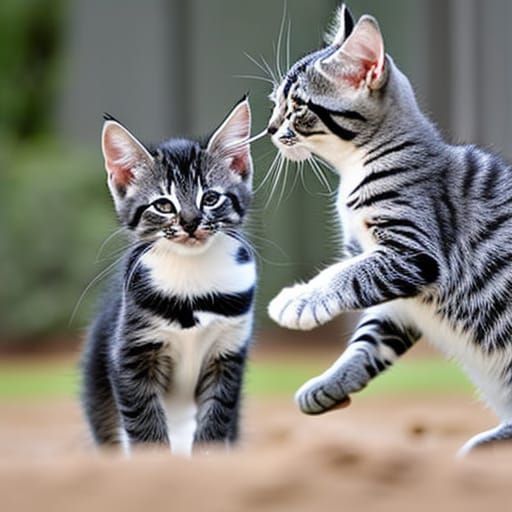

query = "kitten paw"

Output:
[[295, 376, 351, 414], [268, 284, 332, 330], [294, 359, 370, 414]]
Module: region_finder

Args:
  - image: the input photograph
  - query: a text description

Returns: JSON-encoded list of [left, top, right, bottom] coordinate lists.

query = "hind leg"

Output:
[[82, 345, 121, 446], [457, 423, 512, 457], [295, 309, 420, 414]]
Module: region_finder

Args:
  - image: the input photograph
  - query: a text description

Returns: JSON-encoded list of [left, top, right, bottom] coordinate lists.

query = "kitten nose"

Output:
[[180, 216, 201, 235], [278, 128, 296, 144]]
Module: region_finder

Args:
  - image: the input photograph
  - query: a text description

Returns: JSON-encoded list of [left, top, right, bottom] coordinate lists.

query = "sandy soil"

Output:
[[1, 394, 511, 512]]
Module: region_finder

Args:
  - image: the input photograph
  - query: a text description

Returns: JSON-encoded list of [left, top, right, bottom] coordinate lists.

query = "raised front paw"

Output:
[[294, 375, 352, 415], [267, 283, 335, 330]]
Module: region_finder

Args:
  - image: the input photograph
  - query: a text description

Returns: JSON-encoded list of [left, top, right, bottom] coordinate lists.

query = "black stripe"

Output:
[[133, 278, 255, 328], [381, 335, 412, 356], [462, 146, 478, 198], [308, 103, 367, 122], [306, 101, 359, 141], [128, 204, 150, 229], [351, 276, 364, 304], [294, 125, 327, 137], [352, 190, 400, 210], [343, 6, 355, 38], [364, 141, 417, 166], [349, 167, 411, 196], [353, 334, 379, 346], [368, 217, 431, 239], [122, 342, 164, 358], [482, 157, 501, 200], [225, 192, 243, 216]]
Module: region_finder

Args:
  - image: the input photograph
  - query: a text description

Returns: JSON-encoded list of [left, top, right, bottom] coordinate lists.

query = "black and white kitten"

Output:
[[82, 98, 256, 456]]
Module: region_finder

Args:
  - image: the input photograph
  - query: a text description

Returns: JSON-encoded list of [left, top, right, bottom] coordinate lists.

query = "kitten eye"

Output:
[[202, 190, 222, 208], [153, 198, 176, 214]]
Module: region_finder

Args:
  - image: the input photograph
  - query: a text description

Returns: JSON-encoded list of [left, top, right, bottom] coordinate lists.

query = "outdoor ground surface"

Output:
[[0, 343, 511, 511]]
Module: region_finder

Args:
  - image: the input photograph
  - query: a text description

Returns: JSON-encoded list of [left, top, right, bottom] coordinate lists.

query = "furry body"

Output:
[[82, 100, 255, 455], [267, 5, 512, 454]]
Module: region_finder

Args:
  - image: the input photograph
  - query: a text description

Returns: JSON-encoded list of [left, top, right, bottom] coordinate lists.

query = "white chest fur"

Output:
[[137, 234, 255, 455]]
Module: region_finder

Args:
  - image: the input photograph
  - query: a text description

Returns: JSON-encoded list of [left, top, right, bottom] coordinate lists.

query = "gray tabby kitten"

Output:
[[82, 98, 256, 456], [267, 4, 512, 455]]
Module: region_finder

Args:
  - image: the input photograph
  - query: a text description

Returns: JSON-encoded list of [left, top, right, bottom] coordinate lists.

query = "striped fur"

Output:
[[267, 6, 512, 455], [82, 99, 256, 455]]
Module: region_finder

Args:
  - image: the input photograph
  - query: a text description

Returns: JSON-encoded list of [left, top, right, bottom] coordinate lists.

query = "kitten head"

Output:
[[101, 98, 252, 252], [267, 4, 412, 167]]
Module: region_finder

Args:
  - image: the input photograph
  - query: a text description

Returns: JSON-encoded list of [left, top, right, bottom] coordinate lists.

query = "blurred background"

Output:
[[2, 0, 510, 393], [2, 4, 512, 509]]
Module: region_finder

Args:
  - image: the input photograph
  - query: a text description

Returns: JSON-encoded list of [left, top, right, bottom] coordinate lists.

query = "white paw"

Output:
[[268, 283, 330, 330]]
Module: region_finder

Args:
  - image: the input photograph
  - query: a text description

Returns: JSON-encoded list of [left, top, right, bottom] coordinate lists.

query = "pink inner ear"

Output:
[[231, 152, 250, 177], [107, 160, 134, 187], [336, 17, 385, 87], [103, 131, 136, 188]]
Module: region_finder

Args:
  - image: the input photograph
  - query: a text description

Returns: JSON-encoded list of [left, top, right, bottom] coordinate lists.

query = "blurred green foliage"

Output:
[[0, 140, 115, 341], [0, 0, 63, 141], [0, 0, 118, 342]]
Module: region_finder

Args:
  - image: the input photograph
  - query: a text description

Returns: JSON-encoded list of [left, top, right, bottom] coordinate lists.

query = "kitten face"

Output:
[[267, 5, 390, 166], [102, 99, 252, 253]]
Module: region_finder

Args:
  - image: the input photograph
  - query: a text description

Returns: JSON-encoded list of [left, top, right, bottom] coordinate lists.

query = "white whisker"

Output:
[[276, 158, 290, 207], [225, 129, 268, 151], [95, 227, 128, 263], [255, 152, 281, 193], [286, 19, 292, 70], [233, 74, 275, 84], [69, 251, 129, 326], [266, 153, 285, 208], [276, 0, 288, 80], [124, 243, 155, 292], [243, 52, 275, 82]]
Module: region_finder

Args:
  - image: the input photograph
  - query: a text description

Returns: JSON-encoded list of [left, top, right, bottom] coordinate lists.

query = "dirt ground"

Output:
[[1, 394, 511, 512]]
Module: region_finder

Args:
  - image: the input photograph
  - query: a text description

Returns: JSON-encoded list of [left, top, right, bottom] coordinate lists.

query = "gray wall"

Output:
[[57, 0, 512, 323]]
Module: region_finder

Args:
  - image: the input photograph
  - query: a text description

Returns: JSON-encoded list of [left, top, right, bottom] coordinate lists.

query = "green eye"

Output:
[[202, 190, 222, 208], [153, 198, 176, 214]]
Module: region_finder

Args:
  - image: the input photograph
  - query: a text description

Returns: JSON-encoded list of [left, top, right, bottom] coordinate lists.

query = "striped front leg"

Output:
[[112, 341, 171, 449], [295, 312, 420, 414], [193, 347, 247, 449], [268, 248, 438, 330]]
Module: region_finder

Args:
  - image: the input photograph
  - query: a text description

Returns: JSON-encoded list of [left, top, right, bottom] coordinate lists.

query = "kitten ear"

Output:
[[319, 15, 386, 90], [207, 97, 252, 180], [101, 119, 154, 197], [325, 3, 355, 46]]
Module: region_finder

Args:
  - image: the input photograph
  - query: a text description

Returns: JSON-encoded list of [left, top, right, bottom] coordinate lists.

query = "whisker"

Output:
[[266, 153, 285, 208], [286, 19, 292, 70], [224, 129, 268, 150], [255, 151, 281, 193], [283, 160, 301, 202], [243, 51, 275, 81], [275, 0, 288, 80], [308, 157, 332, 192], [69, 251, 130, 326], [260, 54, 279, 84], [233, 74, 275, 84], [95, 227, 128, 263], [125, 243, 155, 292], [276, 157, 290, 207], [312, 156, 336, 193]]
